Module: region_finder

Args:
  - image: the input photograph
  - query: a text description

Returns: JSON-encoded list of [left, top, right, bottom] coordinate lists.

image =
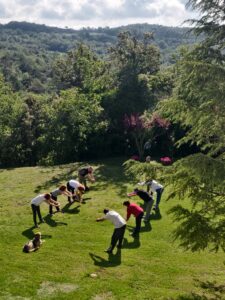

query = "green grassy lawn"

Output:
[[0, 158, 224, 300]]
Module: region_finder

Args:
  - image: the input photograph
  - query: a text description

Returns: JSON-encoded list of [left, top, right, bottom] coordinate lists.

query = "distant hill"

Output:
[[0, 21, 199, 92]]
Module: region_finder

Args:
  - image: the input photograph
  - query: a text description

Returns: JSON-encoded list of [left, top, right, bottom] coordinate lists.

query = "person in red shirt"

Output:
[[123, 201, 144, 237]]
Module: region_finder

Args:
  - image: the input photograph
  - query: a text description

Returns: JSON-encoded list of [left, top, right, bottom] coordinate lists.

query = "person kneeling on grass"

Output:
[[31, 193, 60, 228], [96, 209, 126, 254], [123, 201, 144, 237], [66, 179, 85, 204], [49, 185, 72, 216], [23, 232, 42, 253]]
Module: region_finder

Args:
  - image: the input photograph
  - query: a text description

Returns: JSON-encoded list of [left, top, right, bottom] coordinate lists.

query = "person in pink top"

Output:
[[123, 201, 144, 237]]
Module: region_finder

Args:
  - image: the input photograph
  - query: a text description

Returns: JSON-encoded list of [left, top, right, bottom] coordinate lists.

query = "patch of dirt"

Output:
[[37, 281, 79, 298], [92, 291, 115, 300], [0, 292, 30, 300]]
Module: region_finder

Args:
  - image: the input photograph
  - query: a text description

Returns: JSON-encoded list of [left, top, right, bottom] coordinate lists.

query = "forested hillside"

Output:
[[0, 21, 198, 93]]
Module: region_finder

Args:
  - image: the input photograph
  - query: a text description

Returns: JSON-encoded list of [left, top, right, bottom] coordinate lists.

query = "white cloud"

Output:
[[0, 0, 196, 28]]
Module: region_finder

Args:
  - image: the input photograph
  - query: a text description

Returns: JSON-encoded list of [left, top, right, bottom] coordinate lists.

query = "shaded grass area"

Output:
[[0, 157, 224, 300]]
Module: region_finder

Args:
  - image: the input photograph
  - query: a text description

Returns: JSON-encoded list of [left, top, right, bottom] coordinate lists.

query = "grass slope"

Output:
[[0, 158, 224, 300]]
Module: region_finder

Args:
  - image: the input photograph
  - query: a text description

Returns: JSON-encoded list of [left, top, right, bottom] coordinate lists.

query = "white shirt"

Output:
[[105, 211, 126, 228], [31, 194, 47, 206], [69, 180, 80, 190], [149, 180, 163, 192]]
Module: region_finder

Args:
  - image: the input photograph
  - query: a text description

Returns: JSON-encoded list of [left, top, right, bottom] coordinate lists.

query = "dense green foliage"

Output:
[[0, 21, 197, 92]]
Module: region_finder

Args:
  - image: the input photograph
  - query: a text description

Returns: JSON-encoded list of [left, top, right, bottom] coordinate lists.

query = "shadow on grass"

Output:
[[22, 226, 52, 239], [149, 208, 162, 221], [126, 221, 151, 234], [123, 236, 141, 249], [91, 160, 129, 195], [140, 221, 152, 233], [175, 280, 225, 300], [89, 249, 121, 268], [62, 203, 80, 214], [34, 164, 81, 193], [44, 214, 68, 227]]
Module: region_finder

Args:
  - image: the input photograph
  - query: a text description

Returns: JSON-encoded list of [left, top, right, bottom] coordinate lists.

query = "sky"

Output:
[[0, 0, 197, 29]]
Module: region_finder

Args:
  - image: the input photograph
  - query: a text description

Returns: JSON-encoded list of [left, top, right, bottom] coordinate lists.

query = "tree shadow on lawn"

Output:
[[175, 280, 225, 300], [22, 226, 52, 239], [62, 203, 80, 214], [34, 164, 81, 193], [89, 249, 121, 268], [91, 163, 129, 195], [44, 214, 68, 227]]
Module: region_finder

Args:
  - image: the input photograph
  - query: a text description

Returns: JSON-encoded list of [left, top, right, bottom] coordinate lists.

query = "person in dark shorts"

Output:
[[66, 179, 85, 203], [49, 185, 72, 215], [78, 166, 95, 190]]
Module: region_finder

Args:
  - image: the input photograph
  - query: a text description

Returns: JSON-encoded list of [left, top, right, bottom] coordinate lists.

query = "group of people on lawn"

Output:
[[24, 164, 164, 254]]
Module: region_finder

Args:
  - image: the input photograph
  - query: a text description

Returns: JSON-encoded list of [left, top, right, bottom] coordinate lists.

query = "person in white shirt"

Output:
[[138, 179, 164, 210], [31, 193, 59, 228], [66, 179, 85, 203], [96, 209, 126, 254]]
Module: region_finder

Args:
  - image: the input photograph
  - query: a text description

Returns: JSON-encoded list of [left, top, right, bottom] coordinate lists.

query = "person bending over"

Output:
[[78, 166, 95, 191], [123, 201, 144, 237], [66, 179, 85, 203], [49, 185, 72, 215], [96, 209, 126, 254], [31, 193, 60, 228]]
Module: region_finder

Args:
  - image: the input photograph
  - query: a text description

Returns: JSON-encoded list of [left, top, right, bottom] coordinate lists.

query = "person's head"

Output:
[[23, 244, 30, 253], [123, 201, 130, 207], [78, 186, 85, 193], [146, 156, 151, 162], [103, 209, 109, 214], [59, 185, 67, 191], [44, 193, 51, 200], [34, 232, 41, 240], [88, 166, 93, 173]]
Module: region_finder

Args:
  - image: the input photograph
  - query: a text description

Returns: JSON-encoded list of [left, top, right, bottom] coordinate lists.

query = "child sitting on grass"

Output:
[[23, 232, 43, 253]]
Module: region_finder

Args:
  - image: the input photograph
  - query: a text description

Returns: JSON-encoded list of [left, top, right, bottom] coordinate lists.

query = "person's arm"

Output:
[[62, 190, 72, 197], [127, 192, 137, 197], [46, 199, 60, 207], [96, 216, 106, 222], [126, 208, 131, 221], [88, 173, 95, 183]]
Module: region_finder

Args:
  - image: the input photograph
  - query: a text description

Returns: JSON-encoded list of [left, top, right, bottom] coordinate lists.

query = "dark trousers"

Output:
[[67, 182, 75, 203], [49, 195, 60, 214], [78, 174, 87, 189], [133, 212, 144, 235], [31, 204, 43, 226], [110, 225, 126, 250], [156, 188, 164, 208]]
